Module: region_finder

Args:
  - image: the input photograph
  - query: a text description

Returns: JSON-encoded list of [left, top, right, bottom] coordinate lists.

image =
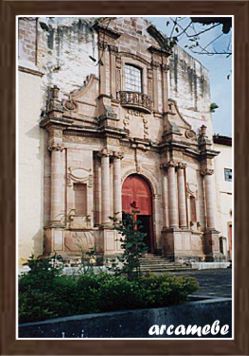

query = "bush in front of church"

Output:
[[19, 256, 198, 323]]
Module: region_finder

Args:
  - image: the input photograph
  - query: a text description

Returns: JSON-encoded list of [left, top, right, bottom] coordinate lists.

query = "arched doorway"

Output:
[[122, 174, 154, 253]]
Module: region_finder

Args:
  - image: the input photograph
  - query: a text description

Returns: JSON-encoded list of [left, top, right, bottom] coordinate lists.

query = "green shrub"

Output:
[[19, 257, 199, 323]]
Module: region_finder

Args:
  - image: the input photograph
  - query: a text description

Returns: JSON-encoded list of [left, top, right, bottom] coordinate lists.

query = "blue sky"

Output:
[[147, 17, 232, 137]]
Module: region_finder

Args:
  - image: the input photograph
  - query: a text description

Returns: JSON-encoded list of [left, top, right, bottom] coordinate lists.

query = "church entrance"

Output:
[[122, 174, 154, 253]]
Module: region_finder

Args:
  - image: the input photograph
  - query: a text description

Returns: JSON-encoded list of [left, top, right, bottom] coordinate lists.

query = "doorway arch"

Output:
[[122, 174, 154, 253]]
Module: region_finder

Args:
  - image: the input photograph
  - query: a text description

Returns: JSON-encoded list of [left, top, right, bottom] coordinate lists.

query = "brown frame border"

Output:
[[1, 1, 249, 355]]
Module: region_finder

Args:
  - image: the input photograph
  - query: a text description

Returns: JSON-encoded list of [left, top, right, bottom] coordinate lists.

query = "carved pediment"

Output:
[[65, 74, 98, 110]]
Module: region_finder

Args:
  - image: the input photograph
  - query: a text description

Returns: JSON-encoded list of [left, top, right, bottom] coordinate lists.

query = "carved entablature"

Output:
[[67, 167, 93, 187]]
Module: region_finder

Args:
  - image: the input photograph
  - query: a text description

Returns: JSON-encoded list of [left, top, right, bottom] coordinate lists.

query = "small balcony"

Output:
[[117, 91, 152, 114]]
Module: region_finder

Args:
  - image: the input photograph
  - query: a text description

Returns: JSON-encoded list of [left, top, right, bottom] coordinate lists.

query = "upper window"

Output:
[[224, 168, 232, 182], [124, 64, 142, 93]]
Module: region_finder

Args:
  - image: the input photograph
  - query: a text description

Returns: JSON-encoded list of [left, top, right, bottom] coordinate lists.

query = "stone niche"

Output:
[[66, 149, 94, 229]]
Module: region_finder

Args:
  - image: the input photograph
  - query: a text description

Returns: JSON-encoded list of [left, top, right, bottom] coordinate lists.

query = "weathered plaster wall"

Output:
[[168, 45, 213, 137], [19, 17, 98, 107], [18, 71, 44, 262]]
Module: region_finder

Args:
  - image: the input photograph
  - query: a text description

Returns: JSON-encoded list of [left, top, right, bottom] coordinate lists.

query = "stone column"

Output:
[[167, 160, 178, 228], [177, 162, 187, 228], [108, 45, 118, 99], [152, 62, 159, 112], [49, 142, 65, 224], [202, 168, 216, 229], [160, 164, 169, 227], [100, 148, 111, 225], [113, 152, 123, 221]]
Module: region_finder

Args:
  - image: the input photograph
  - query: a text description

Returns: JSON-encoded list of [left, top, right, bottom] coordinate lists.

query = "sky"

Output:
[[148, 17, 232, 137]]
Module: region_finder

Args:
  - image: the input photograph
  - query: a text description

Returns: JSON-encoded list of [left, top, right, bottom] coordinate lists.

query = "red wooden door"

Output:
[[122, 174, 154, 252], [122, 174, 152, 215]]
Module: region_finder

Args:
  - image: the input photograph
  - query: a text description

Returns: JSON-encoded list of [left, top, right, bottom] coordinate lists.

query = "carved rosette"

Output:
[[63, 98, 78, 111], [185, 129, 197, 140], [200, 168, 214, 176]]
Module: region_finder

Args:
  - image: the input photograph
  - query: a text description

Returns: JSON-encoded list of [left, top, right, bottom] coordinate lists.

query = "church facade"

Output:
[[18, 17, 230, 265]]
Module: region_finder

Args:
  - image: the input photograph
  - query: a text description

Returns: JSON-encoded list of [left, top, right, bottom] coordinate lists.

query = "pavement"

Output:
[[171, 268, 232, 298]]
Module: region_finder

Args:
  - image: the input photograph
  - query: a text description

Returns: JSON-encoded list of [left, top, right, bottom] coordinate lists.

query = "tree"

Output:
[[110, 206, 148, 280], [163, 17, 232, 57]]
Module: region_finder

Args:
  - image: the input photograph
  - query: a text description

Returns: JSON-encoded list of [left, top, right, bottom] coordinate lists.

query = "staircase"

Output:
[[139, 254, 193, 273]]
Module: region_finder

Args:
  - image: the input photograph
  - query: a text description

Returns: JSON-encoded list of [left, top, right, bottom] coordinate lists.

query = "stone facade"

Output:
[[18, 17, 231, 264]]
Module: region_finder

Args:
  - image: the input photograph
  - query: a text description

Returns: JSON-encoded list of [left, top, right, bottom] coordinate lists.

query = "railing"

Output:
[[117, 91, 152, 113]]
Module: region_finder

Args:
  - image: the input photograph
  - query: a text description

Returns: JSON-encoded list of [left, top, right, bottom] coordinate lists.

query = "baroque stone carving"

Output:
[[48, 142, 64, 151], [143, 117, 149, 139], [98, 148, 111, 157], [117, 91, 152, 113], [166, 160, 178, 168], [113, 151, 124, 159], [161, 63, 170, 72], [200, 168, 214, 176], [123, 114, 130, 130], [178, 162, 187, 169], [63, 98, 78, 111], [47, 85, 64, 113], [67, 167, 93, 187]]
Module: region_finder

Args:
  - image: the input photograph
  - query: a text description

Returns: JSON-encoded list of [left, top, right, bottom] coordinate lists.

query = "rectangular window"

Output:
[[124, 64, 142, 92], [224, 168, 232, 182], [73, 183, 87, 216]]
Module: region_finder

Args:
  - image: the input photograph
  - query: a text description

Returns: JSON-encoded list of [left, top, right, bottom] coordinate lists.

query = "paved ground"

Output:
[[171, 268, 232, 298]]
